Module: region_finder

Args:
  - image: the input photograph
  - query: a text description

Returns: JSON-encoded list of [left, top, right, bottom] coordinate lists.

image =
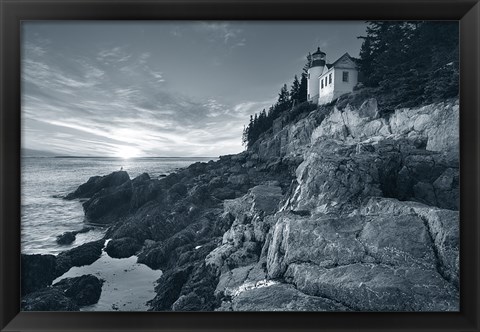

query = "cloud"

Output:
[[96, 46, 132, 64], [196, 22, 246, 49], [150, 71, 165, 83], [21, 34, 266, 157], [25, 43, 47, 57], [138, 52, 151, 65], [22, 44, 250, 157]]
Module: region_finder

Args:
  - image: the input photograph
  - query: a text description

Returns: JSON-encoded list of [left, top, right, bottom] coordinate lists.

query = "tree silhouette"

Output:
[[357, 21, 459, 108]]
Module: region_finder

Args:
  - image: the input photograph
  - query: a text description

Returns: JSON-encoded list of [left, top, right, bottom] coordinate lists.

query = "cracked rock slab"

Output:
[[228, 283, 349, 311], [285, 262, 458, 312]]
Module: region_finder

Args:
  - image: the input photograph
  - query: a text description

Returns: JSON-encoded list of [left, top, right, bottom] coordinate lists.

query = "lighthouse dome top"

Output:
[[312, 47, 326, 56]]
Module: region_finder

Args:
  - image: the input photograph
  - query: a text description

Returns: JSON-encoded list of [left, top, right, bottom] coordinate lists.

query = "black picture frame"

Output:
[[1, 0, 479, 331]]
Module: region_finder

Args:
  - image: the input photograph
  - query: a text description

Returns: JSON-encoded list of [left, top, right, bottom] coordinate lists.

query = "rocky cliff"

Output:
[[210, 98, 459, 311], [22, 96, 459, 311]]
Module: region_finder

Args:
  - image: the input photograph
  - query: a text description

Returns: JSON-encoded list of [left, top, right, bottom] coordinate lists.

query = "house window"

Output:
[[308, 73, 310, 79], [342, 71, 349, 82], [329, 73, 332, 84], [321, 80, 323, 89], [307, 93, 310, 99]]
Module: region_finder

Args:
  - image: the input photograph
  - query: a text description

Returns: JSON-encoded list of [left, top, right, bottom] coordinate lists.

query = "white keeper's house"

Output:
[[306, 47, 359, 105]]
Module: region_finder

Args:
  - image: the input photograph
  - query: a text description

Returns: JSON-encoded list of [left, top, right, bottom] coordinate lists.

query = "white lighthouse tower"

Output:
[[307, 47, 326, 104]]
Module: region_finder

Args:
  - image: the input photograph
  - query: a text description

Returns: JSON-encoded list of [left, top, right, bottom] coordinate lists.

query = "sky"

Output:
[[22, 21, 367, 158]]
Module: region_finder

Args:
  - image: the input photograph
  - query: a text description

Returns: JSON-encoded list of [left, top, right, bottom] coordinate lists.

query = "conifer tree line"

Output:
[[243, 21, 459, 148], [242, 70, 309, 148], [358, 21, 459, 108]]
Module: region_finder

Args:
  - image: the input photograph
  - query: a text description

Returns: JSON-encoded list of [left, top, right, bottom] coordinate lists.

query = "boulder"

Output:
[[53, 274, 103, 306], [56, 232, 76, 245], [65, 171, 130, 200], [56, 226, 95, 245], [22, 274, 103, 311], [56, 239, 105, 276], [21, 288, 80, 311], [67, 172, 161, 225], [105, 237, 141, 258]]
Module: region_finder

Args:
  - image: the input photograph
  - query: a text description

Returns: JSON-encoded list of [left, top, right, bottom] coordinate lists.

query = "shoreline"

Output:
[[21, 97, 460, 312], [53, 239, 162, 311]]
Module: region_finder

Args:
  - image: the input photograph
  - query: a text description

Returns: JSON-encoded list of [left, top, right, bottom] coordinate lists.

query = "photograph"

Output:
[[20, 20, 459, 312]]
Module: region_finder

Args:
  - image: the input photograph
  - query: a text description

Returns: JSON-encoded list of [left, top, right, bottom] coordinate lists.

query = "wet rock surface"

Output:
[[22, 240, 106, 302], [56, 226, 94, 245], [21, 274, 103, 311], [105, 237, 141, 258], [56, 239, 105, 276], [53, 274, 103, 306]]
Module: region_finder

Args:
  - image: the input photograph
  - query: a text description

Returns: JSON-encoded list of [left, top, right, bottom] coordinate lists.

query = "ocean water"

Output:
[[21, 156, 215, 255]]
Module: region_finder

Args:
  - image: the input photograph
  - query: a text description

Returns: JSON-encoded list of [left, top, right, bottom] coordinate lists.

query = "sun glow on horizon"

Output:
[[114, 146, 142, 159]]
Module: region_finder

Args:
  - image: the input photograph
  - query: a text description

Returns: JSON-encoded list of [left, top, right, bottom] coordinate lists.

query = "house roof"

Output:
[[330, 52, 356, 69], [319, 53, 357, 78]]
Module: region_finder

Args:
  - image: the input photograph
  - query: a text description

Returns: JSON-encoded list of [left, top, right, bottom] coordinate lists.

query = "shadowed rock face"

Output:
[[21, 274, 103, 311], [105, 237, 142, 258], [21, 240, 106, 300], [65, 171, 130, 200], [21, 288, 80, 311], [21, 254, 57, 296], [53, 274, 104, 306], [56, 239, 105, 276], [65, 172, 162, 225]]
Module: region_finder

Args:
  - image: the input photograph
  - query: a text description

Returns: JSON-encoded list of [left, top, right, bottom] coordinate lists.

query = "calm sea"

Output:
[[21, 156, 215, 255]]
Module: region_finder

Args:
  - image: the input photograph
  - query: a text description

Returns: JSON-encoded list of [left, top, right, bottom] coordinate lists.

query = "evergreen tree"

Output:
[[357, 21, 459, 108], [242, 125, 248, 147], [278, 84, 290, 105], [276, 84, 291, 114], [289, 75, 301, 103], [298, 60, 309, 102]]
